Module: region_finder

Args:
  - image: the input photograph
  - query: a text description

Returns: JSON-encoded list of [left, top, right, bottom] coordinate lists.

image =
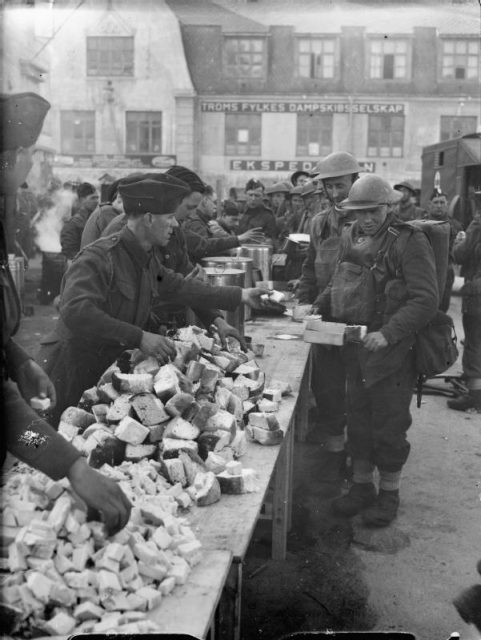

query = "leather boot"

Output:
[[361, 489, 400, 527], [331, 482, 376, 517], [447, 390, 481, 412]]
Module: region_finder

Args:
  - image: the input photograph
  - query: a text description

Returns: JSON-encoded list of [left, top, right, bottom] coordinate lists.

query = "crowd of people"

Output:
[[2, 91, 480, 538]]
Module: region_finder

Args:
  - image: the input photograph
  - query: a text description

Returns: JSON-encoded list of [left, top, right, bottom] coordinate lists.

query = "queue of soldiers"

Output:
[[2, 91, 480, 537]]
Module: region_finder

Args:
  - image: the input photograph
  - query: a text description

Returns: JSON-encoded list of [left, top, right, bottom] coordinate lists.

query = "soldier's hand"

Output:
[[363, 331, 388, 352], [238, 228, 265, 244], [16, 358, 57, 408], [185, 264, 207, 282], [67, 458, 131, 537], [212, 317, 247, 351], [140, 331, 176, 363], [241, 286, 270, 310]]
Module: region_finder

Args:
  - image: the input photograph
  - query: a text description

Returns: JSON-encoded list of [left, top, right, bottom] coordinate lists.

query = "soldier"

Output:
[[393, 181, 424, 221], [290, 170, 310, 187], [1, 91, 131, 535], [80, 176, 128, 249], [320, 175, 438, 526], [39, 175, 266, 424], [238, 179, 278, 245], [297, 152, 362, 495], [60, 182, 99, 259]]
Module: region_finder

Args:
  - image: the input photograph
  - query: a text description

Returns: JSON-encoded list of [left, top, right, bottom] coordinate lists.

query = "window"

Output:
[[367, 115, 404, 157], [60, 111, 95, 154], [440, 115, 477, 141], [297, 38, 337, 79], [126, 112, 162, 154], [224, 37, 266, 78], [225, 114, 261, 156], [296, 114, 332, 156], [441, 39, 479, 80], [369, 39, 409, 80], [87, 36, 134, 76]]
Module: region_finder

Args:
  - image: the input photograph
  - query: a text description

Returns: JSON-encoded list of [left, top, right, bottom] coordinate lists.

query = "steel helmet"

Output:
[[310, 151, 362, 179], [341, 174, 402, 210]]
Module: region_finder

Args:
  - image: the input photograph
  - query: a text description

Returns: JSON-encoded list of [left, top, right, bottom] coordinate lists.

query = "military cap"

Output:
[[288, 185, 305, 197], [0, 92, 50, 152], [119, 175, 191, 215], [393, 180, 416, 195], [166, 165, 206, 194], [265, 181, 290, 195], [245, 178, 264, 192], [300, 182, 318, 198], [341, 175, 402, 210], [311, 152, 362, 179], [77, 182, 96, 199], [290, 170, 310, 186]]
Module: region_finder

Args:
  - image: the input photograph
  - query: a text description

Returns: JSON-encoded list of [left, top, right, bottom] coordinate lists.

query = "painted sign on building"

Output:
[[53, 154, 177, 169], [202, 101, 405, 115], [230, 160, 376, 173]]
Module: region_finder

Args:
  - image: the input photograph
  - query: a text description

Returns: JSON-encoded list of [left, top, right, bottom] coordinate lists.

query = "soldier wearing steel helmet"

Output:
[[296, 151, 362, 495], [317, 174, 438, 526]]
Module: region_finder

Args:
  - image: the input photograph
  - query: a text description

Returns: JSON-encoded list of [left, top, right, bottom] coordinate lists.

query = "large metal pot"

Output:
[[237, 244, 272, 281], [201, 256, 254, 321], [204, 267, 246, 336]]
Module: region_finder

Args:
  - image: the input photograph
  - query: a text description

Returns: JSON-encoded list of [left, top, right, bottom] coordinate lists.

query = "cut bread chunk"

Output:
[[178, 450, 205, 486], [161, 458, 187, 487], [91, 403, 109, 423], [248, 412, 280, 431], [249, 426, 283, 445], [185, 360, 205, 382], [153, 365, 181, 401], [218, 376, 234, 390], [197, 431, 229, 460], [204, 451, 227, 474], [131, 393, 170, 426], [114, 416, 150, 445], [214, 386, 232, 411], [267, 379, 292, 396], [192, 401, 219, 430], [162, 437, 198, 458], [165, 392, 195, 418], [193, 471, 221, 506], [263, 388, 282, 403], [88, 435, 126, 469], [204, 410, 236, 440], [97, 382, 120, 403], [199, 366, 219, 394], [60, 406, 96, 432], [163, 416, 200, 441], [257, 398, 279, 413], [133, 356, 160, 377], [227, 393, 244, 422], [125, 443, 157, 462], [230, 429, 248, 458], [77, 386, 100, 411], [106, 395, 132, 423], [112, 372, 154, 395], [233, 362, 261, 380]]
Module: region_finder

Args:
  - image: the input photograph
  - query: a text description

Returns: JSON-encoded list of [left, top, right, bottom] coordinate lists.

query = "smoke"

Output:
[[34, 189, 78, 253]]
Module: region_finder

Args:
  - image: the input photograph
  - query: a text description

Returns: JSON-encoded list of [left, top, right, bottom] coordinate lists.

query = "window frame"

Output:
[[366, 114, 405, 158], [60, 110, 96, 154], [366, 36, 412, 81], [125, 111, 163, 155], [440, 115, 478, 141], [295, 35, 339, 80], [225, 114, 262, 157], [439, 36, 480, 82], [86, 36, 134, 77], [296, 113, 333, 157], [223, 36, 267, 79]]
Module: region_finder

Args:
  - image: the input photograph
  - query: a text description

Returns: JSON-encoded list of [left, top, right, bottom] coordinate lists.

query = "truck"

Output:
[[421, 132, 481, 227]]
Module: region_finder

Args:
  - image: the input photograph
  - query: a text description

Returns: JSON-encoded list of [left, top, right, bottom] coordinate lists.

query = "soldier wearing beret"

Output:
[[238, 179, 278, 246], [0, 92, 131, 535], [39, 175, 266, 424]]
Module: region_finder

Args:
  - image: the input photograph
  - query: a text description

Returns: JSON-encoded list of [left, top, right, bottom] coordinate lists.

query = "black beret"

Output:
[[166, 165, 206, 194], [245, 178, 264, 192], [118, 175, 191, 215], [0, 92, 50, 152], [77, 182, 96, 198]]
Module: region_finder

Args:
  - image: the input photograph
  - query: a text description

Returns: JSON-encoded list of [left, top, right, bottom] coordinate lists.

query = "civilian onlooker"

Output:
[[60, 182, 99, 259]]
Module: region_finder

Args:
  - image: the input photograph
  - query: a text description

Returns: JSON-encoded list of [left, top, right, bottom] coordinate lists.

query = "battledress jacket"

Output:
[[0, 214, 80, 478], [40, 225, 242, 419], [102, 214, 224, 329], [80, 202, 120, 249], [238, 204, 277, 241], [318, 216, 439, 386]]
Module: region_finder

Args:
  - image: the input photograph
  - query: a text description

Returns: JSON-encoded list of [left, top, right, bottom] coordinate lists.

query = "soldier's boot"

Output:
[[447, 390, 481, 413], [331, 482, 377, 517], [313, 450, 347, 498], [361, 489, 400, 527]]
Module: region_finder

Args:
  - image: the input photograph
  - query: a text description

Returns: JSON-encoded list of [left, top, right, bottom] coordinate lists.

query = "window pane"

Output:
[[125, 111, 162, 154], [468, 41, 479, 54], [87, 37, 134, 76], [395, 40, 407, 53], [444, 41, 454, 53], [296, 113, 332, 157], [323, 40, 335, 53], [371, 40, 381, 53], [455, 40, 467, 54], [383, 40, 395, 53], [298, 39, 310, 53], [60, 111, 95, 154], [225, 38, 265, 77], [225, 114, 261, 156], [367, 114, 404, 157]]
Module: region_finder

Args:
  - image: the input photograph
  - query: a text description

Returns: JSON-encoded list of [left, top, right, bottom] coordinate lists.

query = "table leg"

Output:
[[217, 561, 242, 640], [271, 424, 293, 560], [295, 349, 311, 442]]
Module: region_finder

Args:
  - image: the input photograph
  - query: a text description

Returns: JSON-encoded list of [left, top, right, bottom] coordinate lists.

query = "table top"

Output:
[[187, 315, 311, 560]]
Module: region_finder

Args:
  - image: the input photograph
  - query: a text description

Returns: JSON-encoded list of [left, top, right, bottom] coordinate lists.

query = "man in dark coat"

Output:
[[238, 179, 277, 245], [60, 182, 99, 258], [80, 177, 127, 249], [320, 175, 438, 526], [39, 175, 266, 424], [0, 92, 131, 535]]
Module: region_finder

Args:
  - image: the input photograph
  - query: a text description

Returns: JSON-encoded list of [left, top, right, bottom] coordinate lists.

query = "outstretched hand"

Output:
[[16, 358, 57, 408]]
